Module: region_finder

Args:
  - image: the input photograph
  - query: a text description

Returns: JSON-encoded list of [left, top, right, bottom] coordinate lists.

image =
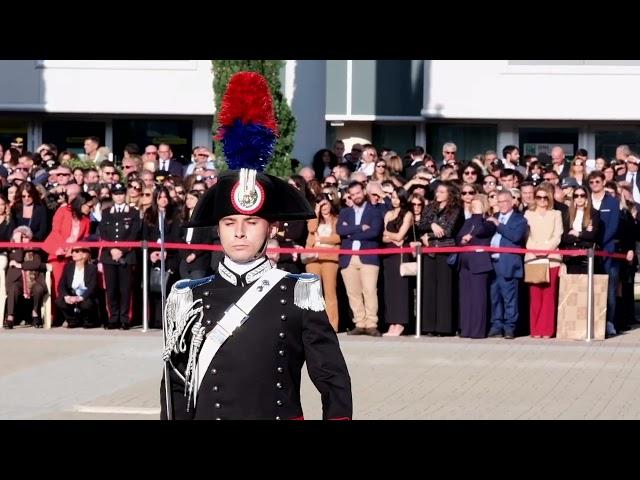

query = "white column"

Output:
[[289, 60, 327, 166], [192, 116, 213, 151], [497, 121, 518, 152]]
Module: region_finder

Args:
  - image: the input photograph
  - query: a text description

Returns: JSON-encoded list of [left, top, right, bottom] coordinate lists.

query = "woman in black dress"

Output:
[[381, 187, 414, 336]]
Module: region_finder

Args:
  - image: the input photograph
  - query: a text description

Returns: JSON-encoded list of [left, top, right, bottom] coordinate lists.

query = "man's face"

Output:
[[334, 142, 345, 158], [443, 147, 456, 162], [84, 140, 98, 155], [508, 149, 520, 163], [627, 156, 639, 172], [85, 171, 99, 184], [300, 168, 315, 183], [521, 185, 535, 204], [348, 185, 366, 206], [218, 215, 275, 263], [543, 172, 560, 185], [497, 194, 513, 214], [500, 174, 515, 189], [361, 148, 376, 164], [485, 153, 497, 165], [551, 147, 564, 165], [101, 166, 116, 184], [158, 145, 172, 161], [204, 170, 218, 188], [616, 147, 628, 161], [56, 169, 72, 185], [589, 176, 604, 193]]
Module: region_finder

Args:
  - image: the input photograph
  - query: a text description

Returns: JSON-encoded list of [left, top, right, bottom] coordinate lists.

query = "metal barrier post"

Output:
[[142, 240, 149, 333], [415, 244, 423, 339], [586, 247, 595, 342]]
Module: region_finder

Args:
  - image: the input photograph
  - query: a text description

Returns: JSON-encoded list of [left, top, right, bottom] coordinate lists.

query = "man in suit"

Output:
[[550, 146, 571, 179], [487, 190, 528, 339], [616, 151, 640, 208], [337, 180, 384, 336], [589, 170, 621, 336], [157, 143, 185, 177]]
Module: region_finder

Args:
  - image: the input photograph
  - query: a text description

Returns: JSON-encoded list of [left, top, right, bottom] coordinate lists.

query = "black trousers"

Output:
[[421, 253, 456, 335], [103, 263, 133, 326], [55, 296, 94, 323]]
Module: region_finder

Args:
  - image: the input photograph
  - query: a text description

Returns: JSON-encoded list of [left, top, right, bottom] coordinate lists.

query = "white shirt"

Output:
[[352, 203, 367, 251], [572, 209, 584, 233], [71, 266, 86, 294], [592, 194, 603, 211], [490, 210, 514, 259], [357, 162, 375, 177], [626, 171, 640, 204]]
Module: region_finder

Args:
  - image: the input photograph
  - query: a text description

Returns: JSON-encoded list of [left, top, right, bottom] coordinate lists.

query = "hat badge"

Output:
[[231, 168, 265, 215]]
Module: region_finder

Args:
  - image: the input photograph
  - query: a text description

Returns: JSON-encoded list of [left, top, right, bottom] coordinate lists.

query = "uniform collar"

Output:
[[218, 256, 273, 286]]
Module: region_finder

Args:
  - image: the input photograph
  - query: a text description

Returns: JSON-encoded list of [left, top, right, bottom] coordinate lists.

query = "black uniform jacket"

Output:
[[161, 258, 352, 420]]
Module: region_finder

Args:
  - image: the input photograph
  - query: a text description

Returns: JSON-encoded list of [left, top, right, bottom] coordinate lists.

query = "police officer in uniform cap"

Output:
[[99, 182, 141, 329], [160, 72, 352, 420]]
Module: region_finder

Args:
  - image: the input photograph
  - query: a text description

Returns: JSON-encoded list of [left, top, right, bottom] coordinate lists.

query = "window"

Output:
[[595, 130, 640, 160], [42, 120, 106, 155], [113, 119, 193, 163], [426, 124, 497, 162], [519, 128, 579, 160]]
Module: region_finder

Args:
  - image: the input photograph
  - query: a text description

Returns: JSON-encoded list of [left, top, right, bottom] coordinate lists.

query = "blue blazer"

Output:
[[455, 214, 496, 274], [595, 195, 620, 253], [491, 210, 528, 279], [336, 203, 384, 268]]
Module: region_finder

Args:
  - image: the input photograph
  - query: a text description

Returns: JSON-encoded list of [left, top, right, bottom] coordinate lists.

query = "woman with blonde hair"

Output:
[[304, 194, 341, 331], [524, 184, 563, 338], [569, 157, 587, 186], [455, 194, 496, 338]]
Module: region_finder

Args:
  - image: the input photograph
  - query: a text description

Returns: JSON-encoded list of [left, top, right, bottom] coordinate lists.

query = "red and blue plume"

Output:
[[214, 71, 279, 172]]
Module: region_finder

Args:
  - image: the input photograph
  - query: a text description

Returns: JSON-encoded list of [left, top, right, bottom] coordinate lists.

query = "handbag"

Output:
[[150, 266, 170, 293], [524, 259, 550, 284], [400, 222, 418, 277]]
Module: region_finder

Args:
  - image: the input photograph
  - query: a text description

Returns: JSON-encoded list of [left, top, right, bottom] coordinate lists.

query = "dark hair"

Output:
[[99, 160, 116, 170], [85, 136, 101, 145], [181, 189, 203, 222], [413, 146, 425, 156], [144, 186, 176, 227], [124, 143, 140, 155], [312, 149, 338, 173], [69, 194, 88, 220], [576, 148, 588, 157], [394, 187, 410, 211], [347, 180, 365, 192], [288, 175, 306, 192], [588, 170, 605, 182], [502, 145, 519, 160], [5, 148, 20, 166]]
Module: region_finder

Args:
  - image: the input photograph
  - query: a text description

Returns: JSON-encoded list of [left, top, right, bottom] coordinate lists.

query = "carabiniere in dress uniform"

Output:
[[159, 72, 352, 420]]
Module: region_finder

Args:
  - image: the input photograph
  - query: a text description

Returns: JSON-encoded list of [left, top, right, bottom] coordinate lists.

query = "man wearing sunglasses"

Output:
[[185, 146, 215, 176], [617, 149, 640, 207], [588, 170, 621, 337]]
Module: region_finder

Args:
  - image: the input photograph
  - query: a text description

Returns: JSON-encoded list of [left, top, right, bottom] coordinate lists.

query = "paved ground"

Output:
[[2, 324, 640, 420]]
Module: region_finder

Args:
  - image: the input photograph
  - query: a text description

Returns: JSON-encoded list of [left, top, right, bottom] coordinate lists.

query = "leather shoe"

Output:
[[504, 331, 515, 339], [487, 329, 503, 338], [347, 327, 367, 336], [120, 322, 130, 331], [105, 323, 120, 330], [364, 327, 381, 337]]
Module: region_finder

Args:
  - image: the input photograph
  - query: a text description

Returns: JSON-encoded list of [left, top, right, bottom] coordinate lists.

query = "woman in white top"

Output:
[[55, 247, 98, 328]]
